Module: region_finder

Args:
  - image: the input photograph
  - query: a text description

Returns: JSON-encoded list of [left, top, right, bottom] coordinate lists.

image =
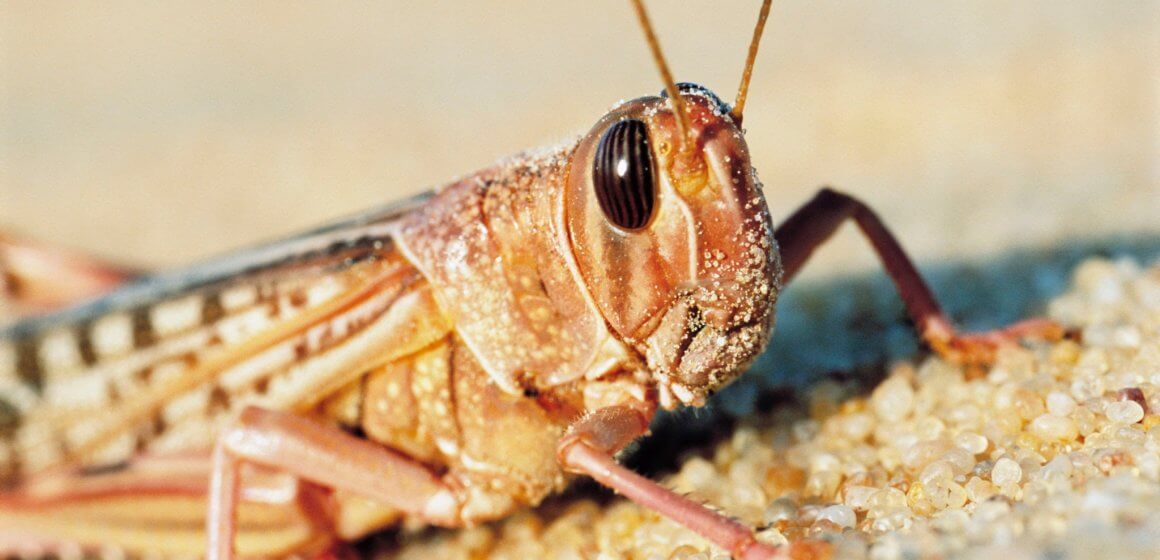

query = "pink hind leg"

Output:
[[0, 452, 328, 558], [775, 188, 1066, 365], [209, 406, 461, 560], [557, 405, 829, 560], [0, 232, 138, 314]]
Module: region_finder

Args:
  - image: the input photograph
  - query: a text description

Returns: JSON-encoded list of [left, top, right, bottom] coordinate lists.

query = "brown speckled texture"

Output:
[[370, 256, 1160, 560]]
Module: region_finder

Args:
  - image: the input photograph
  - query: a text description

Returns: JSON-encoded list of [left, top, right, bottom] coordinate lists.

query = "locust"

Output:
[[0, 2, 1066, 559]]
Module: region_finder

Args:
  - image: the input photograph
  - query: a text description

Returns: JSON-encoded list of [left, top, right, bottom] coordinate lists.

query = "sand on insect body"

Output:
[[380, 259, 1160, 559]]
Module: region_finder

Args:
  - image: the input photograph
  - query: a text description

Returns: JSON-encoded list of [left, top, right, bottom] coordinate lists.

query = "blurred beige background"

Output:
[[2, 1, 1158, 281]]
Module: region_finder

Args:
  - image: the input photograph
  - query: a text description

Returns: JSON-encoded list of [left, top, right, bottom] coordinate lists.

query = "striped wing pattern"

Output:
[[0, 193, 436, 487]]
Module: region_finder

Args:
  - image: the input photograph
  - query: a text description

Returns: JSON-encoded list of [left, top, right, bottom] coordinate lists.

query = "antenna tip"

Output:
[[732, 0, 774, 125]]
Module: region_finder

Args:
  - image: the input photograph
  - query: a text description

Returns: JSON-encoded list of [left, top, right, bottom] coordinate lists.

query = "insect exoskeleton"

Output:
[[0, 1, 1073, 558], [394, 83, 779, 417], [565, 84, 780, 409]]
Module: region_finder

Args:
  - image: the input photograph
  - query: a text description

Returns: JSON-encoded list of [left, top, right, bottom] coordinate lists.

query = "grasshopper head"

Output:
[[564, 85, 781, 408]]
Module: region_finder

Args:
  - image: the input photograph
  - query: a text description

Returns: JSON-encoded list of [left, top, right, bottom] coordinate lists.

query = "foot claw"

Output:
[[925, 317, 1067, 366]]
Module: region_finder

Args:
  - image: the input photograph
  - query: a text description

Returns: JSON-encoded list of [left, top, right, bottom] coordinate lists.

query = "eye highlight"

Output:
[[593, 118, 656, 230]]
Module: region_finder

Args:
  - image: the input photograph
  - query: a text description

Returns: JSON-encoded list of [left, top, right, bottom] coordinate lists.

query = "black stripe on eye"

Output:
[[593, 119, 655, 230]]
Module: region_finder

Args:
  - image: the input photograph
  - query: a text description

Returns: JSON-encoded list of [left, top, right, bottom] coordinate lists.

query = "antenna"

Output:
[[630, 0, 691, 150], [731, 0, 773, 125]]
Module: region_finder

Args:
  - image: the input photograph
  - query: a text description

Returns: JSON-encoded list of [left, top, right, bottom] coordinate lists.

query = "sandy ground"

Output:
[[2, 1, 1158, 280], [374, 253, 1160, 560]]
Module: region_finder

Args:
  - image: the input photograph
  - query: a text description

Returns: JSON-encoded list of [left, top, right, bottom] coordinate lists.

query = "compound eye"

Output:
[[592, 118, 655, 230]]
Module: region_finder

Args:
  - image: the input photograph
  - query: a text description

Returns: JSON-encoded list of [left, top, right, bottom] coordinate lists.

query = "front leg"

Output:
[[557, 405, 827, 560], [775, 188, 1066, 365]]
